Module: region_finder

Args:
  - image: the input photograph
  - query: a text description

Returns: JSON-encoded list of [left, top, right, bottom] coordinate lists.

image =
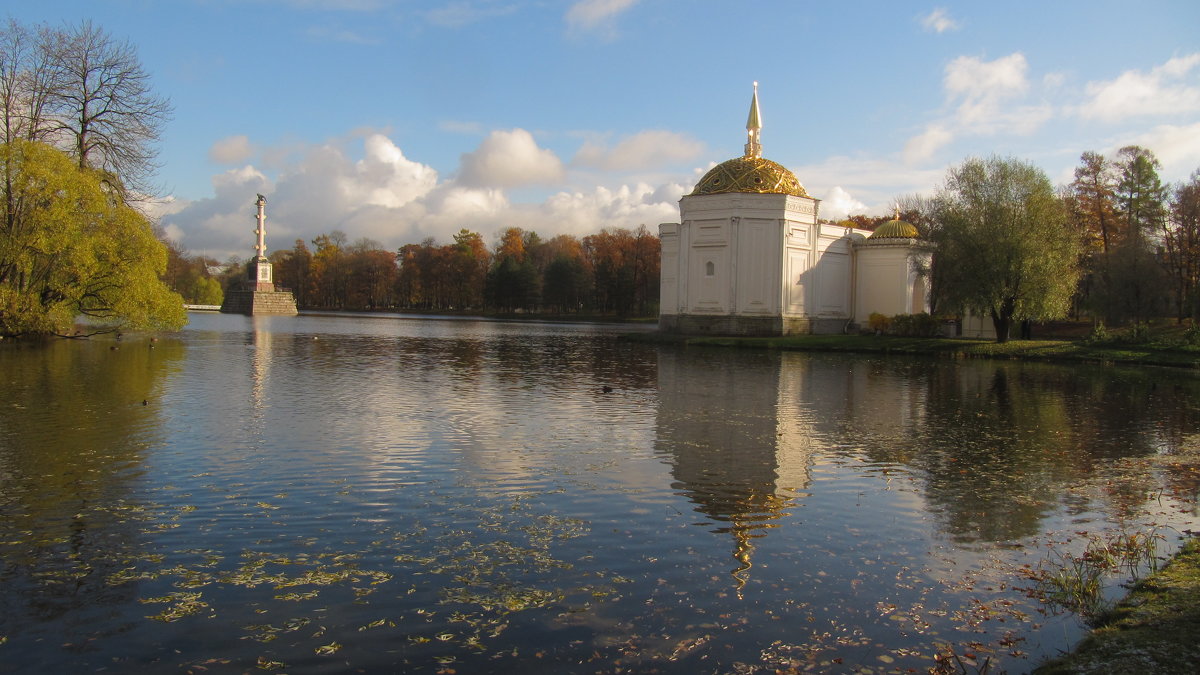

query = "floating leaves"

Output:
[[313, 641, 342, 655], [256, 656, 285, 670], [143, 592, 210, 622]]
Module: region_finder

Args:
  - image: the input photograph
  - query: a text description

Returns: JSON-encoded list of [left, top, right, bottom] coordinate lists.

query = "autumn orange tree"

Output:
[[1164, 170, 1200, 321]]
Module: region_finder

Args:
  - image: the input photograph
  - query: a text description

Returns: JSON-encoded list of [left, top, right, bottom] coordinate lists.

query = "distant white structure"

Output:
[[220, 194, 298, 316], [659, 85, 930, 336]]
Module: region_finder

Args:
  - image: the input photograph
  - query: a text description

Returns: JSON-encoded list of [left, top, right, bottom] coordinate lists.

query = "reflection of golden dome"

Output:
[[869, 219, 920, 239], [690, 156, 810, 198]]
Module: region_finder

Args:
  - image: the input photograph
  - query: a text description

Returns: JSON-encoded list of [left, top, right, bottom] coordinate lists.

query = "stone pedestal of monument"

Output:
[[219, 195, 299, 316]]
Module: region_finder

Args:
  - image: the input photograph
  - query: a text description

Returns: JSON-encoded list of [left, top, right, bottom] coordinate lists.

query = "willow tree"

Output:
[[928, 156, 1080, 342], [0, 140, 185, 336]]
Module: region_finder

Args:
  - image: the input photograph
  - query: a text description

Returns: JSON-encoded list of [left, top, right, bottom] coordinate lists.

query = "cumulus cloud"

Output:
[[209, 135, 255, 164], [793, 155, 945, 215], [920, 8, 959, 33], [944, 53, 1031, 125], [1080, 53, 1200, 122], [903, 124, 954, 164], [573, 130, 704, 170], [161, 130, 681, 260], [819, 186, 869, 221], [1113, 121, 1200, 182], [457, 129, 565, 188], [565, 0, 638, 37], [902, 53, 1052, 164]]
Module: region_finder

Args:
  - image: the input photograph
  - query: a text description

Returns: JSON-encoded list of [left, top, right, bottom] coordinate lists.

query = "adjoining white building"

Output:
[[659, 85, 930, 336]]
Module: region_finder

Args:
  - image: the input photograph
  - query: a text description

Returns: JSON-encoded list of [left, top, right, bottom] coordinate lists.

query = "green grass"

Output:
[[1033, 538, 1200, 674], [623, 333, 1200, 368]]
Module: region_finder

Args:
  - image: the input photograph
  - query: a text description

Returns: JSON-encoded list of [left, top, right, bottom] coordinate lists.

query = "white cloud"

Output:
[[305, 25, 378, 44], [565, 0, 638, 37], [161, 130, 678, 260], [542, 183, 680, 232], [1080, 53, 1200, 122], [425, 2, 519, 28], [792, 155, 945, 215], [944, 53, 1030, 126], [439, 119, 485, 135], [904, 124, 954, 164], [573, 130, 704, 170], [209, 135, 254, 164], [351, 134, 440, 207], [819, 186, 869, 220], [919, 8, 959, 34], [1113, 121, 1200, 182], [457, 128, 565, 188], [901, 53, 1052, 164]]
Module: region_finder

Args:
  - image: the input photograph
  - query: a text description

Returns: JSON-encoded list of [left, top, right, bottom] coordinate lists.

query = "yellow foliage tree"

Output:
[[0, 140, 185, 336]]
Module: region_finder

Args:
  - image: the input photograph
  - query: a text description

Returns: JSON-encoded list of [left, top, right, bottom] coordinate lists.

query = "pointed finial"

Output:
[[894, 204, 901, 220], [744, 82, 762, 159]]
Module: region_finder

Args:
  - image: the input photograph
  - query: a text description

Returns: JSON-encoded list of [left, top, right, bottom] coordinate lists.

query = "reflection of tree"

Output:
[[654, 348, 817, 593], [0, 338, 182, 628], [852, 360, 1200, 542]]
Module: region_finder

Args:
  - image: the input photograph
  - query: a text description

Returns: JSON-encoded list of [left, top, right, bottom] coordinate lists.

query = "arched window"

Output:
[[705, 261, 715, 277]]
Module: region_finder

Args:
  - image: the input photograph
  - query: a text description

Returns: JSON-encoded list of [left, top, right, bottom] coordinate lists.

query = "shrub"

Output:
[[867, 312, 890, 334], [1184, 321, 1200, 347], [1082, 321, 1109, 345], [890, 312, 941, 337]]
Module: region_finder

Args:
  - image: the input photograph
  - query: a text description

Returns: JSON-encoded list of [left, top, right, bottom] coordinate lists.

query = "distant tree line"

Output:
[[205, 225, 663, 316]]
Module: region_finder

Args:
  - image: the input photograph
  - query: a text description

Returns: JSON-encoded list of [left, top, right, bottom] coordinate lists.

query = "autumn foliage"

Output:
[[263, 224, 660, 316]]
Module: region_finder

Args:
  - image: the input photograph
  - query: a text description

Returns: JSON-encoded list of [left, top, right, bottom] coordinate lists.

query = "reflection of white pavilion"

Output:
[[655, 349, 931, 592], [659, 84, 931, 336], [654, 348, 817, 593]]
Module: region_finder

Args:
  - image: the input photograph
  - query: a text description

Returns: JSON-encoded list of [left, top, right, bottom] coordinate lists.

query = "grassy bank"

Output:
[[624, 332, 1200, 368], [1033, 537, 1200, 674]]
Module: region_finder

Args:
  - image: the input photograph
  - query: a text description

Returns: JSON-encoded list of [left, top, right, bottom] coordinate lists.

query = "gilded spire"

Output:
[[744, 81, 762, 159]]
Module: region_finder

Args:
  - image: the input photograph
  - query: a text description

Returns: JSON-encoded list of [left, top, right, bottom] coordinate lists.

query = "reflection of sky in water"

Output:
[[2, 313, 1200, 673]]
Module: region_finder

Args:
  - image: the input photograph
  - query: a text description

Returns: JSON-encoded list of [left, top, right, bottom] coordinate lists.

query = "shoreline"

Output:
[[1033, 538, 1200, 673], [622, 332, 1200, 369]]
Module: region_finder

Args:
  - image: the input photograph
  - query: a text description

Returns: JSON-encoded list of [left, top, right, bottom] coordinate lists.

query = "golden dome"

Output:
[[690, 156, 810, 198], [869, 218, 920, 239]]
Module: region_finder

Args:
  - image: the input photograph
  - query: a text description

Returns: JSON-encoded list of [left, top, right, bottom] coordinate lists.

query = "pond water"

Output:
[[2, 313, 1199, 674]]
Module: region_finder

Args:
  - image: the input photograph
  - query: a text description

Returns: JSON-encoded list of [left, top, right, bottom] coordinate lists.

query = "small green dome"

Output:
[[869, 219, 919, 239]]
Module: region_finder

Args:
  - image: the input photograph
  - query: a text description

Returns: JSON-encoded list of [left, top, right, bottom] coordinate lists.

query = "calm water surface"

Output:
[[2, 313, 1199, 674]]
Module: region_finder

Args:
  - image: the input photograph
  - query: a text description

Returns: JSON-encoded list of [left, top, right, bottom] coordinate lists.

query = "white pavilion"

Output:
[[658, 84, 930, 336]]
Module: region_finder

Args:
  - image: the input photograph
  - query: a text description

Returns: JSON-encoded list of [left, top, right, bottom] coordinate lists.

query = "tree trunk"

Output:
[[991, 309, 1011, 343]]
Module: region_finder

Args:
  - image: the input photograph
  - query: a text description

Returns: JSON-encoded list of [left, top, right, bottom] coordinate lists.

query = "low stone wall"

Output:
[[659, 314, 848, 336], [220, 290, 298, 316]]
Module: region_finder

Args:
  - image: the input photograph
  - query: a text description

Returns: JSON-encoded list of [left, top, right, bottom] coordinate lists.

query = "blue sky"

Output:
[[9, 1, 1200, 260]]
